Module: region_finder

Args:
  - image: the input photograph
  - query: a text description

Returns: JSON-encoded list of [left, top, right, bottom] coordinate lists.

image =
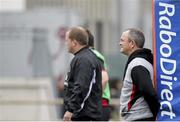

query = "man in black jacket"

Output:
[[63, 27, 102, 121], [119, 28, 160, 121]]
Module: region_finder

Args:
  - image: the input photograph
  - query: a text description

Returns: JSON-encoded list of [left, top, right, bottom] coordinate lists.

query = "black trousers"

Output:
[[71, 116, 99, 121], [101, 106, 111, 121], [134, 117, 155, 121]]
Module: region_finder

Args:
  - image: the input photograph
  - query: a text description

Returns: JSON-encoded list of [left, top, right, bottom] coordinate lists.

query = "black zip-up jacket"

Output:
[[64, 47, 102, 120]]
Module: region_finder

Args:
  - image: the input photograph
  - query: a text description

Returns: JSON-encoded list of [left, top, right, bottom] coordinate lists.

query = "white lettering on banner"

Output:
[[159, 16, 171, 29], [160, 44, 171, 57], [160, 30, 176, 44], [159, 2, 175, 16], [158, 2, 176, 119], [160, 58, 176, 75]]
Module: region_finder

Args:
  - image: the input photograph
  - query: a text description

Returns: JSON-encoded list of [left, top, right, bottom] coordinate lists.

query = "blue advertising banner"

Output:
[[153, 0, 180, 121]]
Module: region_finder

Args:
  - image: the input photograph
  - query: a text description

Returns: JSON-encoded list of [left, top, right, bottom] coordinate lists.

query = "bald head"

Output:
[[68, 27, 88, 46]]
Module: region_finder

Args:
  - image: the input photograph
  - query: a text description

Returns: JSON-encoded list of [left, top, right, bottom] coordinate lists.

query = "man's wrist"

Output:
[[67, 107, 73, 113]]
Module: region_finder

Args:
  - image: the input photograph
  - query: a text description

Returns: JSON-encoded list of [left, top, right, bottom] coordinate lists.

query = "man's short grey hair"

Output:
[[127, 28, 145, 48]]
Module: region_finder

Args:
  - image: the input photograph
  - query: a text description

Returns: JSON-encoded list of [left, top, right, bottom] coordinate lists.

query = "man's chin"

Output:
[[68, 50, 72, 54], [120, 50, 127, 55]]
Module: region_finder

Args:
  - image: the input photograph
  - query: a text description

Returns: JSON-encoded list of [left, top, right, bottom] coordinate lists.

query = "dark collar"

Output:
[[74, 46, 88, 55]]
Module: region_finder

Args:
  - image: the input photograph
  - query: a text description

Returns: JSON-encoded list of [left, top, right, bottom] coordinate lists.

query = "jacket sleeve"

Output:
[[131, 65, 160, 119], [67, 57, 95, 113]]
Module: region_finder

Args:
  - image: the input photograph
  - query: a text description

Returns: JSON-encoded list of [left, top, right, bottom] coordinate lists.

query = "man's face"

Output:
[[119, 31, 132, 56], [65, 31, 75, 54]]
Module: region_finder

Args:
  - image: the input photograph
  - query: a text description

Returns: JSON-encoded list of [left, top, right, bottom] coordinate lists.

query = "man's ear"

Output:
[[72, 39, 77, 46], [131, 40, 136, 48]]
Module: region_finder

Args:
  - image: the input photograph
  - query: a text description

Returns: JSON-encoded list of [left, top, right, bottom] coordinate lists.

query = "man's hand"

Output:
[[63, 111, 73, 122]]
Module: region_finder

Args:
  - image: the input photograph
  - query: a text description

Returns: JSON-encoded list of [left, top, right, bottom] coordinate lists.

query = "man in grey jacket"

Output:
[[119, 28, 160, 121]]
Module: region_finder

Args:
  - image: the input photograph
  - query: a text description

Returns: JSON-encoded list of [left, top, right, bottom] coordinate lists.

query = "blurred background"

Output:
[[0, 0, 152, 120]]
